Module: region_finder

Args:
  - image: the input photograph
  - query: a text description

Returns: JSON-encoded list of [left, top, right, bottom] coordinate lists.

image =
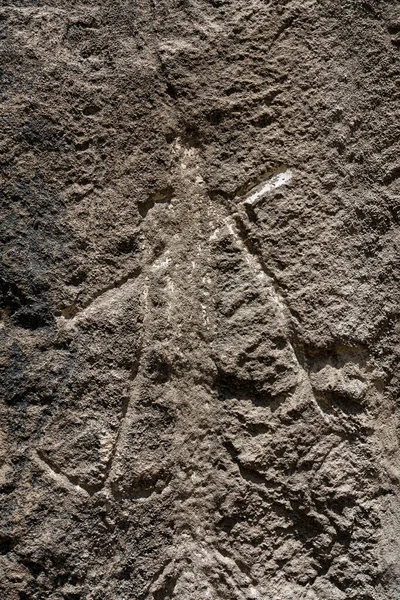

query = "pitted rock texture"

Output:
[[1, 1, 400, 599]]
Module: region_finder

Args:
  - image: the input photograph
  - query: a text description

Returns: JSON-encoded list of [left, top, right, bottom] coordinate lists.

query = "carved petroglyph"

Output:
[[3, 1, 397, 598], [221, 210, 329, 424]]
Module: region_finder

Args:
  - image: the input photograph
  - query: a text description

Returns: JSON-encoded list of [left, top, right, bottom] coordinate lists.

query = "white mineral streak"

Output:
[[244, 169, 293, 206]]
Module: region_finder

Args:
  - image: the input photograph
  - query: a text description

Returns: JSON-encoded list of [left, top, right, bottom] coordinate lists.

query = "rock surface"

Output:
[[1, 0, 400, 598]]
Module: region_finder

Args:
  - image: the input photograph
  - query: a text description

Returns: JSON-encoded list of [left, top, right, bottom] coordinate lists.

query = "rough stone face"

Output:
[[1, 1, 399, 598]]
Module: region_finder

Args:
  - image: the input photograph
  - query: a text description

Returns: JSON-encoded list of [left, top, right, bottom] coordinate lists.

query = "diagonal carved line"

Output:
[[34, 450, 93, 497], [100, 356, 142, 492], [223, 211, 328, 423], [61, 267, 142, 321]]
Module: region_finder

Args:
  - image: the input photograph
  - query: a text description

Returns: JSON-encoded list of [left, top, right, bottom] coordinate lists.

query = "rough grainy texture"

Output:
[[1, 0, 399, 598]]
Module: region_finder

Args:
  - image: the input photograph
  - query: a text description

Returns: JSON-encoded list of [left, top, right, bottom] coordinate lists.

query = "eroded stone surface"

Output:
[[1, 1, 399, 598]]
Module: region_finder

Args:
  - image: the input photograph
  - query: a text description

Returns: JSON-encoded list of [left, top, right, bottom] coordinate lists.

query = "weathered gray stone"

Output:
[[1, 1, 399, 598]]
